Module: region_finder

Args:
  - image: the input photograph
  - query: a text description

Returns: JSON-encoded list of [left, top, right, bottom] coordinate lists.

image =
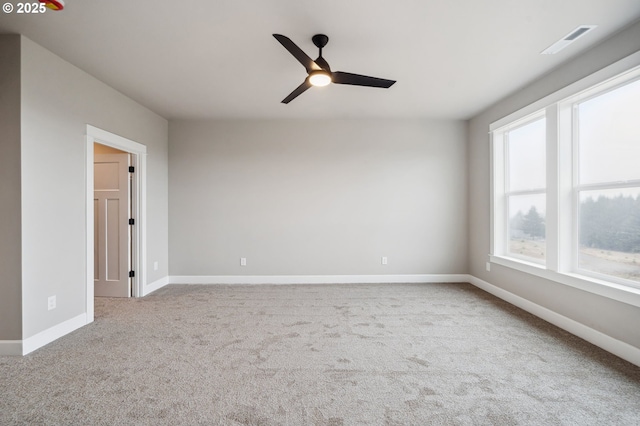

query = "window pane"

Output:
[[507, 118, 546, 191], [578, 78, 640, 184], [508, 193, 546, 262], [578, 188, 640, 283]]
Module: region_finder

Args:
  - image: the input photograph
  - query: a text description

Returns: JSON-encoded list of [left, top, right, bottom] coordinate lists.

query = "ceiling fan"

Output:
[[273, 34, 396, 104]]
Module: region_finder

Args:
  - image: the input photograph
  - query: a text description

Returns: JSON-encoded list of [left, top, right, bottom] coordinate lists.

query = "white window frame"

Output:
[[567, 78, 640, 284], [499, 113, 547, 265], [489, 51, 640, 308]]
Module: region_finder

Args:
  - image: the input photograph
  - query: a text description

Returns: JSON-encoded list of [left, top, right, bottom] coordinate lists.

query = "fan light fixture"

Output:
[[309, 70, 331, 87]]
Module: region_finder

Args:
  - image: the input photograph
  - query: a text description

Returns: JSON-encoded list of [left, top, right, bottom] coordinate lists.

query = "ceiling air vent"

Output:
[[541, 25, 597, 55]]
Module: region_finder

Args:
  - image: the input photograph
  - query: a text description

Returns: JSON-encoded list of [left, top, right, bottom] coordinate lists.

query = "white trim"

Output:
[[87, 125, 146, 153], [545, 103, 559, 271], [85, 136, 94, 322], [0, 341, 23, 356], [468, 275, 640, 368], [22, 314, 87, 356], [490, 255, 640, 308], [139, 153, 147, 298], [0, 314, 87, 356], [85, 125, 147, 310], [169, 274, 470, 285], [143, 276, 170, 296]]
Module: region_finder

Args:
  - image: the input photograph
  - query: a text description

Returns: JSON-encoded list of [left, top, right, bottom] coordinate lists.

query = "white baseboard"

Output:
[[0, 313, 88, 356], [169, 274, 470, 285], [467, 275, 640, 368], [144, 276, 170, 296], [22, 313, 87, 355]]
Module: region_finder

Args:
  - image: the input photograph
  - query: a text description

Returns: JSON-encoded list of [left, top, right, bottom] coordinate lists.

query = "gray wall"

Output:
[[0, 35, 22, 340], [468, 20, 640, 348], [169, 119, 467, 276], [19, 36, 169, 338]]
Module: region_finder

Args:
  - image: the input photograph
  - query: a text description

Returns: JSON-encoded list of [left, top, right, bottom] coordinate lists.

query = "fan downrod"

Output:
[[312, 34, 329, 49]]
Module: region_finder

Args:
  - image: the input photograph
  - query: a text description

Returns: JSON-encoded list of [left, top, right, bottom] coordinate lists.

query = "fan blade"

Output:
[[282, 80, 312, 104], [273, 34, 322, 73], [332, 71, 396, 88]]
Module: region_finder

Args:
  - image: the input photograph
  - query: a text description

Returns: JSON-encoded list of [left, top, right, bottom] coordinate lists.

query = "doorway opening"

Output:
[[85, 125, 147, 322]]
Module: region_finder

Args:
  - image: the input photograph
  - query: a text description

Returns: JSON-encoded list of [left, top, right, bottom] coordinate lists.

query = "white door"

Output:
[[94, 153, 131, 297]]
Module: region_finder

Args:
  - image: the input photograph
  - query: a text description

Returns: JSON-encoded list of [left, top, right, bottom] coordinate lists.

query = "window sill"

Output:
[[489, 255, 640, 308]]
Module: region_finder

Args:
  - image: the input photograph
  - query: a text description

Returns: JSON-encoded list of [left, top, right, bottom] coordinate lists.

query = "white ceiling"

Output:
[[1, 1, 640, 120]]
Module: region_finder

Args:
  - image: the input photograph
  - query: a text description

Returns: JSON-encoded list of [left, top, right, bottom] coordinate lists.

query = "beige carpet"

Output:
[[1, 283, 639, 425]]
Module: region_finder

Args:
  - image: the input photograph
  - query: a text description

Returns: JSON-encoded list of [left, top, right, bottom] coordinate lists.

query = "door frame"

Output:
[[85, 125, 147, 322]]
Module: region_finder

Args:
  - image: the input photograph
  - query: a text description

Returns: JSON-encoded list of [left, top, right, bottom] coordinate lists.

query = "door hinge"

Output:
[[129, 270, 135, 278], [129, 166, 135, 173], [129, 218, 135, 225]]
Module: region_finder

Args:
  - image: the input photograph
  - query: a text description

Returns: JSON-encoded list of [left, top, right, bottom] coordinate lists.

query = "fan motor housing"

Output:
[[312, 34, 329, 49]]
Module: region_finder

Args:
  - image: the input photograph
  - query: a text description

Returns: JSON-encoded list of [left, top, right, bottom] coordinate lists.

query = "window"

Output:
[[574, 78, 640, 283], [504, 117, 546, 263], [491, 61, 640, 296]]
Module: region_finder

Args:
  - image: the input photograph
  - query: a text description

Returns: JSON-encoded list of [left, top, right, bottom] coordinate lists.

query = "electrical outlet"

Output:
[[381, 256, 388, 265], [486, 262, 491, 272], [48, 295, 56, 311], [153, 261, 159, 271], [240, 257, 247, 266]]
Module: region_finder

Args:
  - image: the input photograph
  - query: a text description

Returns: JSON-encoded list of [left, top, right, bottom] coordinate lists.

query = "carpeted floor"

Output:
[[1, 283, 639, 425]]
